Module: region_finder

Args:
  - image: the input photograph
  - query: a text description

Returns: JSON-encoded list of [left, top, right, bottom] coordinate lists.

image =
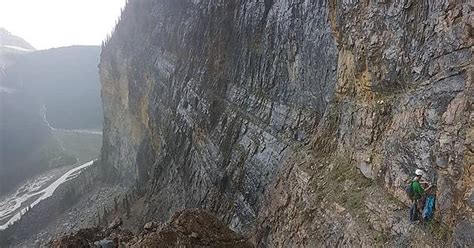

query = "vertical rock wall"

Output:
[[100, 0, 472, 246], [327, 0, 472, 243], [256, 1, 472, 246], [101, 0, 337, 231]]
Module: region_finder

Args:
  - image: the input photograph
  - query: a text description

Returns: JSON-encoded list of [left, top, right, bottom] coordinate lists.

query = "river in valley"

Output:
[[0, 160, 95, 231]]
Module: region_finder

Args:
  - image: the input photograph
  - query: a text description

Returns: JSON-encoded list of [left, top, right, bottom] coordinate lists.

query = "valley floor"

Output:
[[16, 184, 126, 247], [0, 128, 103, 246]]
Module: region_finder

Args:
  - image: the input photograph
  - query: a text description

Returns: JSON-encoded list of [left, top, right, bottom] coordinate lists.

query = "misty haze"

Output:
[[0, 0, 472, 247]]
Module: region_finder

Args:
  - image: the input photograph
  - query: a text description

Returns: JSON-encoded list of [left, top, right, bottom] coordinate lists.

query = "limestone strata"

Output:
[[100, 0, 472, 246], [101, 0, 337, 231]]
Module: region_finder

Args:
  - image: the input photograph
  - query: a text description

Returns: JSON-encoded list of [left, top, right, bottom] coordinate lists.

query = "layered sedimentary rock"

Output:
[[100, 0, 472, 246], [256, 1, 472, 246], [101, 0, 337, 230]]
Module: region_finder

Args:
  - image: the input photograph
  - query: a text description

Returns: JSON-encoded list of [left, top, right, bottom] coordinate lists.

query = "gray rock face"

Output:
[[94, 239, 115, 248], [100, 0, 472, 246], [101, 0, 337, 231]]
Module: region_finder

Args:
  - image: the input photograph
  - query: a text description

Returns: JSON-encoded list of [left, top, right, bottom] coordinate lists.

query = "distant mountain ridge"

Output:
[[0, 28, 34, 84], [0, 28, 35, 51], [3, 46, 103, 129]]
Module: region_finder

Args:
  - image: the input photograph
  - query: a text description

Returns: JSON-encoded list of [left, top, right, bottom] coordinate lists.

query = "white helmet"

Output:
[[415, 169, 424, 176]]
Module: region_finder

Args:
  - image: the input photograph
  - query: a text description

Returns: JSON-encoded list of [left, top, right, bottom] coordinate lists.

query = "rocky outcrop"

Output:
[[48, 209, 252, 248], [100, 0, 472, 246], [132, 209, 252, 247]]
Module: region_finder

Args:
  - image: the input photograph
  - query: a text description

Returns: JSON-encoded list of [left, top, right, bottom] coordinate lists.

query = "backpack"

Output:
[[405, 181, 414, 199], [423, 195, 435, 221]]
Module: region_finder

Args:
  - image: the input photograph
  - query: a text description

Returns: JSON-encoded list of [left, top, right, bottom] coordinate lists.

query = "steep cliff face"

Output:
[[100, 0, 472, 246], [101, 0, 337, 230], [256, 1, 472, 246]]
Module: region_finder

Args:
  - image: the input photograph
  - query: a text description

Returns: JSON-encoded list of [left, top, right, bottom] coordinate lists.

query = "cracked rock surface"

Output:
[[100, 0, 472, 246]]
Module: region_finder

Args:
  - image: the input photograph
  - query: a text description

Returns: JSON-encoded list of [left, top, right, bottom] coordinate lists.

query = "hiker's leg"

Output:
[[417, 196, 426, 222], [412, 200, 419, 221]]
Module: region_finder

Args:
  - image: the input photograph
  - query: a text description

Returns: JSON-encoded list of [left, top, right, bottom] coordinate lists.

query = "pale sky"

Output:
[[0, 0, 127, 50]]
